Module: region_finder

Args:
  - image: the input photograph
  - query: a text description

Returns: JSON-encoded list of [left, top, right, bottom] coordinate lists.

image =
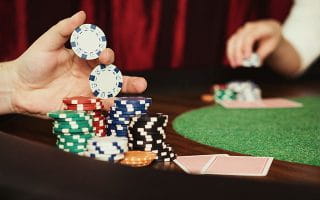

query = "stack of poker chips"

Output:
[[107, 97, 151, 137], [82, 136, 128, 162], [47, 110, 94, 154], [214, 81, 262, 102], [63, 96, 107, 137], [128, 113, 176, 162], [227, 81, 261, 101]]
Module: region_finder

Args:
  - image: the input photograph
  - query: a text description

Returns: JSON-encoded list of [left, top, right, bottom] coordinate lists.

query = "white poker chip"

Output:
[[89, 64, 123, 98], [242, 53, 261, 68], [70, 24, 107, 60]]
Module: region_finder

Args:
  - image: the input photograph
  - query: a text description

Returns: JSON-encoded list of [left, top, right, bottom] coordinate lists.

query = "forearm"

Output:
[[266, 37, 302, 78], [0, 61, 17, 114]]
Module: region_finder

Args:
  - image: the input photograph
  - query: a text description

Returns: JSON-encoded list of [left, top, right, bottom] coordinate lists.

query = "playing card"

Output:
[[219, 98, 302, 109], [201, 156, 273, 176], [174, 154, 228, 174]]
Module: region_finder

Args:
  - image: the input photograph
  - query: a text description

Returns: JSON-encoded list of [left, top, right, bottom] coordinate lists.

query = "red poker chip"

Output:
[[93, 123, 106, 128], [66, 105, 104, 111], [63, 96, 102, 105], [93, 120, 105, 125], [92, 115, 106, 120], [96, 133, 107, 137], [94, 127, 107, 131], [93, 126, 107, 131], [93, 116, 105, 122], [64, 102, 103, 107]]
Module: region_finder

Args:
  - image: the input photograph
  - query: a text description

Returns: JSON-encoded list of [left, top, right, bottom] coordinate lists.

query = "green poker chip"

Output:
[[53, 122, 92, 129], [54, 120, 93, 126], [53, 127, 93, 134], [47, 110, 88, 119], [58, 147, 86, 153], [215, 89, 237, 101], [57, 142, 86, 150], [54, 116, 92, 122], [57, 137, 89, 144], [57, 132, 94, 140]]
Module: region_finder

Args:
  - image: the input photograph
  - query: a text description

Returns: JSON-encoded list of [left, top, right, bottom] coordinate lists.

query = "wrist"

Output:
[[0, 60, 19, 114]]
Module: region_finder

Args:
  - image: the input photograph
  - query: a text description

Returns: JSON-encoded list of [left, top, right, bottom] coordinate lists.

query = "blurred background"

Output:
[[1, 0, 319, 93]]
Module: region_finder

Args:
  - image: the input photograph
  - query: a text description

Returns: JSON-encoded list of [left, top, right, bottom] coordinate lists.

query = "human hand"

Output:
[[9, 11, 147, 117], [226, 19, 283, 68]]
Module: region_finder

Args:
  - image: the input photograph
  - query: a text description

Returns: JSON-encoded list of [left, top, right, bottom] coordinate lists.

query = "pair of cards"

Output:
[[174, 154, 273, 176], [219, 98, 302, 109]]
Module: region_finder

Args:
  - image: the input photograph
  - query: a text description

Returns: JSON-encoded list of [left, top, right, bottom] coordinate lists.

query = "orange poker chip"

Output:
[[120, 151, 156, 167]]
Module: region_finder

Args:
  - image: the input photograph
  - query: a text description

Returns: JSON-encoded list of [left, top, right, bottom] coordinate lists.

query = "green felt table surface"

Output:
[[173, 96, 320, 166]]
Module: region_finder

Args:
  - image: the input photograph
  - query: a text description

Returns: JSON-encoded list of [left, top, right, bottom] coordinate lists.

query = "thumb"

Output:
[[35, 11, 86, 51]]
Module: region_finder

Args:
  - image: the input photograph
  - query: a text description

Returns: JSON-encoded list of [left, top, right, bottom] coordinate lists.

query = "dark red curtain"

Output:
[[0, 0, 292, 71]]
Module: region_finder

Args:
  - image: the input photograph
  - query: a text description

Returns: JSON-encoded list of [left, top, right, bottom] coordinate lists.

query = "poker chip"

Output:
[[242, 53, 261, 68], [63, 96, 102, 105], [47, 110, 87, 119], [70, 24, 107, 60], [65, 104, 104, 111], [114, 97, 152, 105], [120, 151, 156, 167], [89, 64, 123, 99], [54, 116, 92, 122], [53, 127, 93, 134], [53, 122, 92, 129]]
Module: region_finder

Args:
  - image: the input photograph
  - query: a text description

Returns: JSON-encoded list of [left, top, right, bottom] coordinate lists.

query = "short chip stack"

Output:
[[82, 136, 128, 162], [120, 151, 156, 167], [47, 110, 94, 154], [63, 96, 107, 137], [107, 97, 151, 137], [128, 113, 176, 162]]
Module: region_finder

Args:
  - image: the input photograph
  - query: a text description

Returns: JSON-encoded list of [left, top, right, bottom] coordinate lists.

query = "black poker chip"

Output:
[[128, 132, 166, 140]]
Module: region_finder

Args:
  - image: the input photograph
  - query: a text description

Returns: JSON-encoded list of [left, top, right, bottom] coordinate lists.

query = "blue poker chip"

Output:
[[107, 124, 128, 131], [107, 119, 130, 125], [89, 64, 123, 98], [114, 97, 152, 106], [70, 24, 107, 60], [108, 110, 148, 116], [107, 128, 128, 134], [111, 106, 148, 112]]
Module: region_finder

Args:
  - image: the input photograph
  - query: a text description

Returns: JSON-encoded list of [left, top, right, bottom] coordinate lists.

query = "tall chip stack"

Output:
[[107, 97, 151, 137], [47, 110, 94, 154], [63, 96, 107, 137], [128, 113, 177, 162]]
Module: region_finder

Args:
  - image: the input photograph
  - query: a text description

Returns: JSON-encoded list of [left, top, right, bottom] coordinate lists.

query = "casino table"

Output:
[[0, 71, 320, 199]]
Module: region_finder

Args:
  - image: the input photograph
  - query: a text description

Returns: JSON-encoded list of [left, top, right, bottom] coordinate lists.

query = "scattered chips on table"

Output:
[[214, 81, 262, 103]]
